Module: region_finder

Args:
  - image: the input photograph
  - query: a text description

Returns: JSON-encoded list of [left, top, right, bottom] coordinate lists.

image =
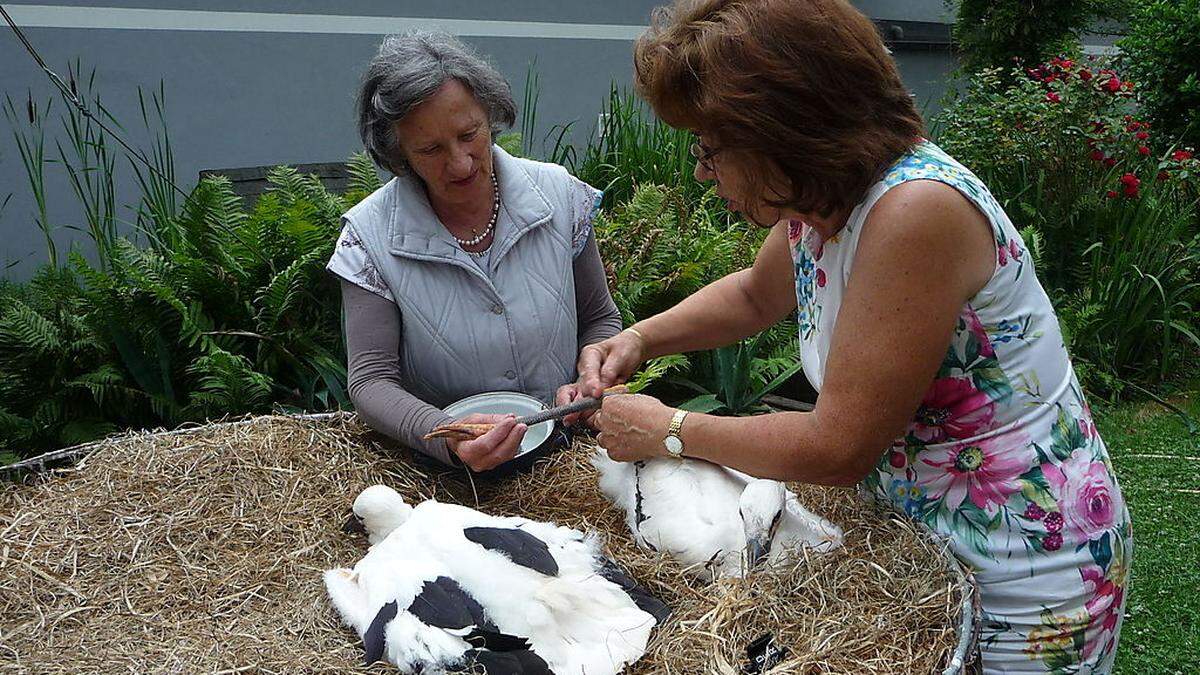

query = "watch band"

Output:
[[665, 409, 688, 458], [668, 409, 688, 437]]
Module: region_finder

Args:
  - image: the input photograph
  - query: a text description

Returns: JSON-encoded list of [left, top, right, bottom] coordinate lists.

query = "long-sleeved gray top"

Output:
[[340, 230, 621, 465]]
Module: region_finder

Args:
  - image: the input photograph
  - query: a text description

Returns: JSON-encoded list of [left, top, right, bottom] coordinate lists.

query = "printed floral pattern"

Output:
[[570, 179, 604, 258], [328, 225, 393, 301], [793, 141, 1131, 673]]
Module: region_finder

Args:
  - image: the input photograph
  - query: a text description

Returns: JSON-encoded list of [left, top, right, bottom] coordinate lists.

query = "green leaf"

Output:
[[1088, 531, 1113, 570], [677, 394, 725, 414], [1048, 406, 1085, 461], [971, 365, 1014, 402]]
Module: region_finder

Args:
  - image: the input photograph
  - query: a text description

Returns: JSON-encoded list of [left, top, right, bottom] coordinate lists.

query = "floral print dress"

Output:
[[790, 141, 1131, 674]]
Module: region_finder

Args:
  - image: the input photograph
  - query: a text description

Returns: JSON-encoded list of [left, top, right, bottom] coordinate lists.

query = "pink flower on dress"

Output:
[[1008, 239, 1021, 261], [997, 241, 1009, 266], [911, 376, 997, 443], [815, 268, 827, 288], [1079, 415, 1098, 440], [1043, 449, 1124, 541], [1080, 565, 1126, 660], [920, 433, 1034, 513], [787, 219, 805, 243], [963, 307, 997, 358]]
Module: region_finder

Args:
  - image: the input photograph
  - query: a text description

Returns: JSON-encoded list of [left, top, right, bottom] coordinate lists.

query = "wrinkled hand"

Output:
[[595, 393, 675, 463], [576, 331, 646, 399], [554, 382, 599, 429], [445, 413, 527, 472]]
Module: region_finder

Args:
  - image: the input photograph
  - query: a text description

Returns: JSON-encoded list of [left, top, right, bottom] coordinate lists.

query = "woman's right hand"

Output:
[[445, 413, 528, 472], [576, 329, 647, 399]]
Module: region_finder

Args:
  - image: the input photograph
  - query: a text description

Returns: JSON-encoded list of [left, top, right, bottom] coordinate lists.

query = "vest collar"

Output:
[[387, 145, 553, 267]]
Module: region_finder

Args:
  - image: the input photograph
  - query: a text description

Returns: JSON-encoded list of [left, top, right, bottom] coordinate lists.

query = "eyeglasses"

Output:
[[689, 139, 721, 173]]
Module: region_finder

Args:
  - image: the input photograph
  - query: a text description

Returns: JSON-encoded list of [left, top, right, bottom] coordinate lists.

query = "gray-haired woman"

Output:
[[327, 32, 621, 472]]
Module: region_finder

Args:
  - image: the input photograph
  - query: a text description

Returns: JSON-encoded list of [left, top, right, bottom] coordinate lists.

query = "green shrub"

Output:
[[949, 0, 1120, 73], [934, 58, 1200, 394], [594, 183, 801, 407], [595, 183, 764, 324], [0, 158, 376, 456], [550, 86, 700, 209], [1118, 0, 1200, 149]]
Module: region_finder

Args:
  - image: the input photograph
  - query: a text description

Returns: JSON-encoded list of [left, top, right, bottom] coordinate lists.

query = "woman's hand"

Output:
[[595, 393, 675, 462], [445, 413, 528, 472], [576, 331, 646, 399], [554, 382, 598, 428]]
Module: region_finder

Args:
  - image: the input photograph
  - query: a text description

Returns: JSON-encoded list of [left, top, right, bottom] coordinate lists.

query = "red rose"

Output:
[[1045, 91, 1061, 103], [1138, 145, 1151, 156], [1172, 149, 1194, 161], [1123, 114, 1132, 122], [1106, 190, 1119, 199], [1089, 149, 1105, 162], [1104, 157, 1117, 168], [1079, 69, 1093, 81], [1060, 59, 1073, 70], [1136, 131, 1149, 141], [1120, 173, 1140, 197], [1126, 122, 1141, 132]]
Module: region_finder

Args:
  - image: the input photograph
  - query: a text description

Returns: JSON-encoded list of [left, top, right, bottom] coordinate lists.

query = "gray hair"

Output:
[[356, 31, 517, 175]]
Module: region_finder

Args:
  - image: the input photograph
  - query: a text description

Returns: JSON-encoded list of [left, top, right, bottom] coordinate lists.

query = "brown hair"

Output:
[[634, 0, 924, 217]]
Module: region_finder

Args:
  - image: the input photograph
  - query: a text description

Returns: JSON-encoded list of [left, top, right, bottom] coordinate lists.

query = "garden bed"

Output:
[[0, 414, 976, 673]]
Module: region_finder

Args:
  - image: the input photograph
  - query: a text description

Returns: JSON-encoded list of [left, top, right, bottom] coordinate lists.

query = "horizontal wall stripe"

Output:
[[5, 4, 647, 40]]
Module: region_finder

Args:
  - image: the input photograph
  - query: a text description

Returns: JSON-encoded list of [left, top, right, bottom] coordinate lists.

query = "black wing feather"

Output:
[[407, 576, 497, 632], [362, 600, 398, 665], [596, 557, 671, 624], [462, 648, 554, 675], [463, 526, 559, 576]]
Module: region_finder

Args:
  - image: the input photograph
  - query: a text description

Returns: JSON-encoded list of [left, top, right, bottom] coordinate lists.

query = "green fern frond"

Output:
[[627, 354, 689, 394], [0, 300, 63, 356], [58, 418, 117, 446], [185, 349, 274, 417], [254, 248, 324, 334], [346, 152, 383, 198], [0, 407, 35, 446]]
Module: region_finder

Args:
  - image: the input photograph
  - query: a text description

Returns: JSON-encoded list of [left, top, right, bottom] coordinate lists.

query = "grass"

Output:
[[1100, 390, 1200, 674]]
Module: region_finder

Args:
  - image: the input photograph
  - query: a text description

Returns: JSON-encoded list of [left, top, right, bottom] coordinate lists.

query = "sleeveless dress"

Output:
[[790, 141, 1132, 673]]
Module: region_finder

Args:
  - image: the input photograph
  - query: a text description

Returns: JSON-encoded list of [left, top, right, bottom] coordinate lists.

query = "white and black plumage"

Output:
[[326, 485, 669, 674], [325, 554, 551, 673], [592, 451, 844, 579]]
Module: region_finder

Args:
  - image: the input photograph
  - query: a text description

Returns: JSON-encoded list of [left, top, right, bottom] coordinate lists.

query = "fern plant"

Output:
[[594, 183, 803, 409], [0, 155, 362, 457]]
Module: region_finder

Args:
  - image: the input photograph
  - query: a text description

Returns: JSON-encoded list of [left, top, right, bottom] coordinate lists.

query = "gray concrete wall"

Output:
[[0, 1, 957, 280]]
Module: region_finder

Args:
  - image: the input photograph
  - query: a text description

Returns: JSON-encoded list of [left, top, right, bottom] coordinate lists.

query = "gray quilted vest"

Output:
[[343, 146, 580, 407]]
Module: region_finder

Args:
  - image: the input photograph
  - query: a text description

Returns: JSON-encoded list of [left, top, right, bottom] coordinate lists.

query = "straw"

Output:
[[0, 415, 967, 674]]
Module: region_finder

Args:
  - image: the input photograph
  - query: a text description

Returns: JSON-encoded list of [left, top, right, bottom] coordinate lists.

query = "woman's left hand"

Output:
[[554, 382, 597, 428], [595, 393, 676, 462]]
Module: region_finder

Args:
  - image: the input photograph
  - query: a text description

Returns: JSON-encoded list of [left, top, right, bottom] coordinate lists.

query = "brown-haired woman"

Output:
[[576, 1, 1131, 671]]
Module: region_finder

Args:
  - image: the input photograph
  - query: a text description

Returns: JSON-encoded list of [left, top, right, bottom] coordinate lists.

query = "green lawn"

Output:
[[1100, 391, 1199, 674]]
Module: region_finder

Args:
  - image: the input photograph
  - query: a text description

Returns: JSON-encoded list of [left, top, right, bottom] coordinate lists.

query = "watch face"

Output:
[[664, 436, 683, 456]]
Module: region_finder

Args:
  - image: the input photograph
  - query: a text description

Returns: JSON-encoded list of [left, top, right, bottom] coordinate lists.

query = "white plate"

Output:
[[443, 391, 553, 457]]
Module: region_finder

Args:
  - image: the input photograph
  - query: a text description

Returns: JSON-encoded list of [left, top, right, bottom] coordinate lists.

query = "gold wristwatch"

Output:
[[664, 409, 688, 458]]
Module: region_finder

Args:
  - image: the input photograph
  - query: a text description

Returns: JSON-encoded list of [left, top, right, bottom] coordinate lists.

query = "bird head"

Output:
[[345, 484, 413, 544], [738, 479, 787, 570]]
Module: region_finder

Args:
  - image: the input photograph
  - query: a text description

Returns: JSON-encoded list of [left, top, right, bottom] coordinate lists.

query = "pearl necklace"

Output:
[[452, 172, 500, 253]]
